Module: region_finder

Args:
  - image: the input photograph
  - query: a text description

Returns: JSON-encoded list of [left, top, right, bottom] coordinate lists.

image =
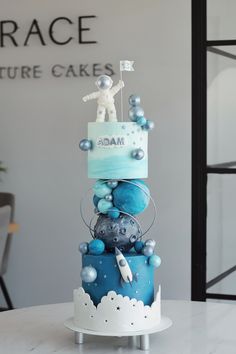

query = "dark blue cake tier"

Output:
[[82, 253, 154, 306]]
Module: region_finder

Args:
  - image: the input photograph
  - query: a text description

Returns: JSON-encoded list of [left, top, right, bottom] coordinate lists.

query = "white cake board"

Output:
[[64, 316, 172, 351]]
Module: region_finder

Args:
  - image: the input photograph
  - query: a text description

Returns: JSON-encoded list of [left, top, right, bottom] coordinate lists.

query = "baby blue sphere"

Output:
[[107, 180, 118, 189], [79, 242, 89, 254], [79, 139, 92, 151], [93, 180, 112, 198], [145, 239, 156, 248], [134, 240, 144, 253], [80, 266, 97, 283], [143, 120, 155, 131], [105, 194, 113, 202], [98, 199, 113, 214], [129, 94, 141, 106], [136, 117, 147, 126], [149, 254, 161, 268], [131, 148, 144, 160], [142, 245, 154, 257], [128, 106, 144, 122], [93, 195, 100, 207], [107, 207, 120, 219], [113, 179, 150, 215], [89, 239, 105, 255]]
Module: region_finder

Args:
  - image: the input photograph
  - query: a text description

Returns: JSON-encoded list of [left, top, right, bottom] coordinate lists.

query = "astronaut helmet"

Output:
[[96, 75, 113, 90]]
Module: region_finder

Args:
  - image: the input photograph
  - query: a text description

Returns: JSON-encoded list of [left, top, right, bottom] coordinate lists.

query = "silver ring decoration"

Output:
[[79, 179, 157, 239]]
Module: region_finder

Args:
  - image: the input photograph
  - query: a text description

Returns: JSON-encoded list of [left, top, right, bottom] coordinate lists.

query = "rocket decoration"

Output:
[[115, 247, 138, 286]]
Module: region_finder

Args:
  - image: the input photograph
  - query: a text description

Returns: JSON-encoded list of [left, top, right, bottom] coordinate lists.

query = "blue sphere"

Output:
[[93, 195, 100, 207], [149, 254, 161, 268], [79, 242, 89, 254], [142, 245, 154, 257], [129, 95, 141, 106], [97, 199, 113, 214], [131, 148, 144, 160], [143, 120, 155, 131], [93, 180, 112, 198], [107, 207, 120, 219], [89, 239, 105, 255], [107, 180, 118, 189], [136, 117, 147, 126], [113, 179, 150, 215], [134, 240, 144, 253], [80, 266, 97, 283], [128, 106, 144, 122], [79, 139, 92, 151]]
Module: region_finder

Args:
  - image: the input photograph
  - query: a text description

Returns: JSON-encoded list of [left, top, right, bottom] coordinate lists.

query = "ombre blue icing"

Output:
[[88, 122, 148, 179], [82, 253, 154, 306]]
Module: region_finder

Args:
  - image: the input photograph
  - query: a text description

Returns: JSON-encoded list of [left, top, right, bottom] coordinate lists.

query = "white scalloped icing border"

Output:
[[74, 286, 161, 332]]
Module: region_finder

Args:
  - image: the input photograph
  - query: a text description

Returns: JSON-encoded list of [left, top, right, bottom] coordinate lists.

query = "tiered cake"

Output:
[[74, 74, 161, 333]]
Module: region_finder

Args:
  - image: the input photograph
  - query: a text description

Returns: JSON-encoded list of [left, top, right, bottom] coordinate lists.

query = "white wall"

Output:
[[0, 0, 191, 307]]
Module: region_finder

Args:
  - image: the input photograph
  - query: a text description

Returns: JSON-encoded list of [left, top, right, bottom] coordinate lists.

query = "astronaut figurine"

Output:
[[82, 75, 124, 122]]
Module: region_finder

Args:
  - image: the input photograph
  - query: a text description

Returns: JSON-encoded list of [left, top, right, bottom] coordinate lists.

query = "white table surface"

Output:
[[0, 300, 235, 354]]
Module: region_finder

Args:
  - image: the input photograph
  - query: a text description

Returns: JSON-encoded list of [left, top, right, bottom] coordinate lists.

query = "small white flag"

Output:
[[120, 60, 134, 72]]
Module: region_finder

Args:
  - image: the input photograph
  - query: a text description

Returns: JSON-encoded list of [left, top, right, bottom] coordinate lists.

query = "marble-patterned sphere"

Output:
[[94, 214, 142, 252], [97, 199, 113, 214], [149, 254, 161, 268], [145, 239, 156, 248], [93, 180, 112, 198], [113, 179, 150, 215]]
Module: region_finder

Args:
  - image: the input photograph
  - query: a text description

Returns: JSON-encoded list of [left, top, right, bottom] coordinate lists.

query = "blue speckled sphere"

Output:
[[143, 120, 155, 131], [97, 199, 113, 214], [93, 195, 100, 207], [149, 254, 161, 268], [80, 266, 97, 283], [107, 180, 118, 189], [131, 148, 144, 160], [107, 207, 120, 219], [134, 240, 144, 253], [136, 117, 147, 126], [89, 239, 105, 255], [79, 139, 92, 151], [142, 245, 154, 257], [128, 106, 144, 122], [93, 180, 112, 198], [94, 214, 142, 252], [79, 242, 89, 254], [129, 95, 141, 106], [145, 239, 156, 248], [113, 179, 150, 215]]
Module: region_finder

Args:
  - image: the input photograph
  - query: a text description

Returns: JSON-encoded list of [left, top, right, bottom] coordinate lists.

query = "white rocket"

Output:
[[115, 247, 138, 286]]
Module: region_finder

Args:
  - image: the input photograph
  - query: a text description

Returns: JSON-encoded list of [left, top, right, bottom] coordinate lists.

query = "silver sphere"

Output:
[[107, 180, 118, 189], [129, 94, 141, 106], [142, 245, 154, 257], [144, 120, 155, 131], [80, 266, 97, 283], [96, 75, 113, 90], [145, 239, 156, 248], [79, 242, 89, 254], [131, 148, 144, 160], [105, 194, 113, 201], [129, 106, 144, 121], [79, 139, 92, 151]]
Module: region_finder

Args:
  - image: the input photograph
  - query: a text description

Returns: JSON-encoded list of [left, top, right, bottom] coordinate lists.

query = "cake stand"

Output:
[[64, 316, 172, 351]]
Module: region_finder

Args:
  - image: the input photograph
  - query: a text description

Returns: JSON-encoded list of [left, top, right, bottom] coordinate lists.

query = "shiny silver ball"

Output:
[[105, 194, 113, 201], [79, 242, 89, 254], [129, 106, 144, 121], [80, 266, 97, 283], [96, 75, 113, 90], [145, 239, 156, 248], [79, 139, 92, 151], [107, 180, 118, 189], [129, 95, 141, 106], [142, 245, 154, 257], [131, 148, 144, 160], [144, 120, 155, 131]]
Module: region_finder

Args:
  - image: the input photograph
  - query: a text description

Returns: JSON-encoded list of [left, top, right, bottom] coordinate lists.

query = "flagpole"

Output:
[[120, 68, 124, 122]]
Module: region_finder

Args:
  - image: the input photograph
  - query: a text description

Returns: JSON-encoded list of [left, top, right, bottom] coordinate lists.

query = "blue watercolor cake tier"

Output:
[[82, 253, 154, 306], [88, 122, 148, 179]]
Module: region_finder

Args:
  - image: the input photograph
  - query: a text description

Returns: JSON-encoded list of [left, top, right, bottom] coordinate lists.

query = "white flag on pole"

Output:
[[120, 60, 134, 71]]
